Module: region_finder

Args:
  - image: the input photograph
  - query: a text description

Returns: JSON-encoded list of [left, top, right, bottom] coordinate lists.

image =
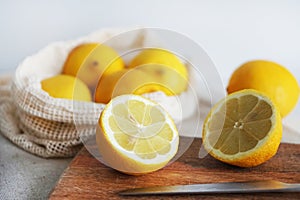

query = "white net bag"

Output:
[[0, 28, 199, 158]]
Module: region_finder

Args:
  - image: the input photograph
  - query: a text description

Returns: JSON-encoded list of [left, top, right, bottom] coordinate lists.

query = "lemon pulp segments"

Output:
[[97, 95, 179, 174], [109, 100, 173, 159], [207, 94, 273, 155]]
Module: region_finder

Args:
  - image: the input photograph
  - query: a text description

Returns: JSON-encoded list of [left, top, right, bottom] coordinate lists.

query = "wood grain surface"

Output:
[[50, 138, 300, 199]]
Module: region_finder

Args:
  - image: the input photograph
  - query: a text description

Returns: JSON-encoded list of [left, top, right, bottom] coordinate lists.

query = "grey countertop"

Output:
[[0, 133, 72, 200]]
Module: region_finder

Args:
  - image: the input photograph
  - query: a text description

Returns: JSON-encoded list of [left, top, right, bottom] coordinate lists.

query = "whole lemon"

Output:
[[94, 64, 187, 104], [94, 69, 133, 104], [128, 48, 188, 92], [62, 43, 124, 90], [94, 68, 154, 104], [227, 60, 299, 117], [41, 74, 91, 101], [134, 64, 187, 95]]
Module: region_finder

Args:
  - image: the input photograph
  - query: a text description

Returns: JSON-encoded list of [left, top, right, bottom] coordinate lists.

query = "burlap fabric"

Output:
[[0, 29, 197, 158]]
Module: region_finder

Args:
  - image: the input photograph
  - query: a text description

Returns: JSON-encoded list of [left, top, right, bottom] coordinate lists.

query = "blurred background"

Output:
[[0, 0, 299, 84], [0, 0, 299, 127]]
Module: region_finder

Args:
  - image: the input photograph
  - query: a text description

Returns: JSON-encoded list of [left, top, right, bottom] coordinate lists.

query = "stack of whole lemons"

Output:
[[41, 43, 188, 103], [40, 43, 188, 175], [95, 49, 188, 103]]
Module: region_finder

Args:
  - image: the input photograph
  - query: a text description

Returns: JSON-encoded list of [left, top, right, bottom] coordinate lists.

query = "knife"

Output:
[[119, 180, 300, 196]]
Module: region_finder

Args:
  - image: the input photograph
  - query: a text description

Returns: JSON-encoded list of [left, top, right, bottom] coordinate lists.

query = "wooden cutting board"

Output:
[[50, 138, 300, 199]]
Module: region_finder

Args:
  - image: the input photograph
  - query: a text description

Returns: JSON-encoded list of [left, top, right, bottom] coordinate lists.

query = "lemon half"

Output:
[[96, 94, 179, 175], [202, 89, 282, 167]]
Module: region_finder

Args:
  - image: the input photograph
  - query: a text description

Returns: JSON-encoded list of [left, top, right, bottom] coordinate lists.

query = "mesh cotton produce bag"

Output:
[[0, 28, 198, 158]]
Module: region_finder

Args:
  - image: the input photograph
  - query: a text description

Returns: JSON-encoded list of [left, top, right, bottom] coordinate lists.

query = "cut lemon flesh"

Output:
[[96, 95, 179, 174], [202, 89, 282, 167]]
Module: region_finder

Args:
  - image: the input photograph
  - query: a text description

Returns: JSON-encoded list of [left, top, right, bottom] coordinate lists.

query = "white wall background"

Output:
[[0, 0, 299, 84]]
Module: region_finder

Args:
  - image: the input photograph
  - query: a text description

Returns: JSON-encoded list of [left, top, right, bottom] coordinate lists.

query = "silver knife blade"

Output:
[[119, 180, 300, 196]]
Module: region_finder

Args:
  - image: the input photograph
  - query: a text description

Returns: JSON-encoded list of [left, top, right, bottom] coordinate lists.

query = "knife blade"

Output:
[[119, 180, 300, 196]]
